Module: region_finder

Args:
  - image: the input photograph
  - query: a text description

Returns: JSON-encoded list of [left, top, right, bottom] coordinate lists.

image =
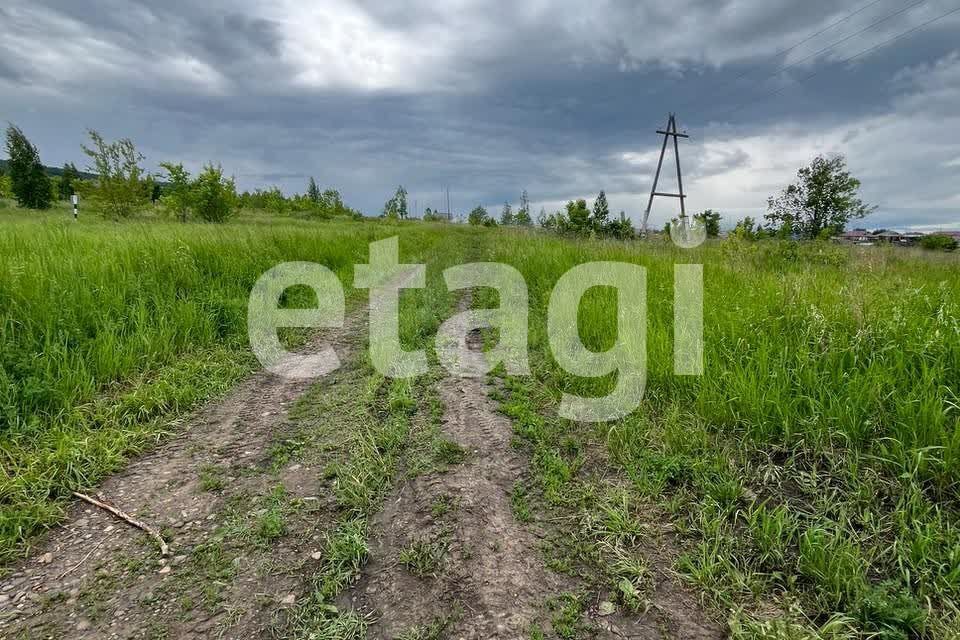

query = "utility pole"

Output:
[[641, 113, 689, 237]]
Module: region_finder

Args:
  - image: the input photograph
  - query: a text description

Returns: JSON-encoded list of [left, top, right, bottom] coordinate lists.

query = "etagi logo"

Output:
[[248, 225, 704, 423]]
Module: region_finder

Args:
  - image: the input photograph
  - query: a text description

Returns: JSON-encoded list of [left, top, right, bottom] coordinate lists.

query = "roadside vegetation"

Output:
[[485, 234, 960, 638]]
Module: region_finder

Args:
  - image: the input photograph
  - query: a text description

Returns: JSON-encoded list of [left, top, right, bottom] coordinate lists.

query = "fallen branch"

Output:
[[72, 491, 169, 556]]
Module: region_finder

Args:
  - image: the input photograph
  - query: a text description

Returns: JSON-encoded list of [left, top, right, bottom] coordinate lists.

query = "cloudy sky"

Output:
[[2, 0, 959, 229]]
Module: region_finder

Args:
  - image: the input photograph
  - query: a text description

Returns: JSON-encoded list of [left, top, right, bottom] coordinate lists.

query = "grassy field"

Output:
[[483, 234, 960, 638], [2, 205, 959, 638], [0, 207, 469, 561]]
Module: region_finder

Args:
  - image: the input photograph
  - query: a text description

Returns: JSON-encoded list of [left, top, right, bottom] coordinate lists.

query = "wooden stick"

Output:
[[73, 491, 169, 556]]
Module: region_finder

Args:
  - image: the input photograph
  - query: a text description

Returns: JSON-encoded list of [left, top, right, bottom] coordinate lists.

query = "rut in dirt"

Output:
[[344, 294, 724, 640], [0, 272, 415, 640]]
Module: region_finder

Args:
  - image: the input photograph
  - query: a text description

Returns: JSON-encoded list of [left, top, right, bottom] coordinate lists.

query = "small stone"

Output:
[[77, 620, 91, 631], [0, 594, 9, 605], [37, 552, 53, 564], [280, 594, 296, 606], [158, 566, 171, 575], [103, 525, 115, 533], [310, 551, 323, 560], [598, 601, 616, 617], [172, 555, 187, 565]]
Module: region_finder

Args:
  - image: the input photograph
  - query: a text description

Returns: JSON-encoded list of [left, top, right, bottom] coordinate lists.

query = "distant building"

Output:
[[874, 231, 904, 243], [839, 228, 872, 243]]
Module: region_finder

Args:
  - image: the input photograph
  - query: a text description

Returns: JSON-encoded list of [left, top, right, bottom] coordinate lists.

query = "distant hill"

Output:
[[0, 158, 98, 181]]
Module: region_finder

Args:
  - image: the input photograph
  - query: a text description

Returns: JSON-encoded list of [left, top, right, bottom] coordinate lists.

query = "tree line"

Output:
[[2, 124, 361, 222]]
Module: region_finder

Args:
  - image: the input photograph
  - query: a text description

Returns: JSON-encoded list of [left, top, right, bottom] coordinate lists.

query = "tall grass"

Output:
[[483, 232, 960, 636], [0, 210, 464, 561]]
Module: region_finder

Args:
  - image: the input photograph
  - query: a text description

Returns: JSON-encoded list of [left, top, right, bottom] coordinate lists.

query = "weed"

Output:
[[198, 463, 226, 492], [399, 538, 448, 578]]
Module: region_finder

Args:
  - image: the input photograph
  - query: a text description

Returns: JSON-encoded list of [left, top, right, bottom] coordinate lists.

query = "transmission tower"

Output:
[[642, 113, 688, 237]]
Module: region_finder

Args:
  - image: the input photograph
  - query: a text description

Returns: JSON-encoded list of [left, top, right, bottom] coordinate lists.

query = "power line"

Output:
[[685, 0, 928, 123], [670, 0, 890, 116], [700, 4, 960, 124]]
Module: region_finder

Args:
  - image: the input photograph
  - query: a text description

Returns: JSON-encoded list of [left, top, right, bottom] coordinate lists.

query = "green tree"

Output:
[[192, 164, 237, 222], [264, 187, 287, 215], [591, 190, 609, 231], [732, 216, 757, 240], [394, 185, 408, 219], [605, 211, 634, 239], [81, 130, 147, 219], [158, 162, 193, 222], [694, 209, 721, 237], [0, 173, 11, 199], [307, 177, 321, 205], [515, 190, 532, 225], [468, 205, 489, 226], [322, 188, 343, 214], [566, 199, 590, 233], [920, 234, 958, 251], [766, 155, 873, 239], [58, 162, 79, 200], [4, 125, 52, 209], [501, 202, 514, 225]]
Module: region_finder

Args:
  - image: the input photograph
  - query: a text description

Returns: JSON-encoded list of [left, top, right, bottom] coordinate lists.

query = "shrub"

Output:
[[919, 233, 958, 252], [192, 164, 237, 223], [81, 130, 148, 219]]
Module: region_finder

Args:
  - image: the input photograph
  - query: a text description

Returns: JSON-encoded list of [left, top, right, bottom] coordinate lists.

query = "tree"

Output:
[[501, 202, 514, 225], [515, 190, 532, 225], [605, 211, 635, 239], [920, 234, 958, 252], [694, 209, 721, 238], [307, 177, 321, 205], [468, 205, 489, 226], [592, 190, 609, 231], [192, 164, 237, 222], [394, 185, 408, 219], [58, 162, 79, 200], [158, 162, 193, 222], [732, 216, 757, 240], [322, 188, 343, 214], [5, 125, 52, 209], [766, 155, 873, 239], [566, 199, 590, 233], [81, 130, 147, 219]]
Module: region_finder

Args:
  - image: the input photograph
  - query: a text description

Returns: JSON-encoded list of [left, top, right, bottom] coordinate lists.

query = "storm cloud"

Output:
[[2, 0, 958, 229]]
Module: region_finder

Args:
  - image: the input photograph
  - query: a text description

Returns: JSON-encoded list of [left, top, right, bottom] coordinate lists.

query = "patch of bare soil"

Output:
[[344, 309, 569, 638], [0, 274, 413, 640], [344, 298, 724, 639]]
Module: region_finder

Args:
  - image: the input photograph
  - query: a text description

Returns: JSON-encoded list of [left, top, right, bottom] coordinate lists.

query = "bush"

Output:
[[919, 234, 958, 252], [81, 130, 148, 219], [192, 164, 237, 223]]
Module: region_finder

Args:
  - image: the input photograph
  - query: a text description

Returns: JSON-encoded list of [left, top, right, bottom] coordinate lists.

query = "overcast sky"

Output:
[[2, 0, 959, 229]]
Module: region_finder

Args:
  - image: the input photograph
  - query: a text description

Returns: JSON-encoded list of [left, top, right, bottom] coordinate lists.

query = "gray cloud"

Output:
[[1, 0, 958, 228]]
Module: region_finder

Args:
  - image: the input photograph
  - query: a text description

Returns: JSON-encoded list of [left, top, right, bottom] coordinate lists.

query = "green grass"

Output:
[[5, 206, 960, 638], [484, 233, 960, 637], [0, 209, 470, 562], [399, 537, 448, 578]]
